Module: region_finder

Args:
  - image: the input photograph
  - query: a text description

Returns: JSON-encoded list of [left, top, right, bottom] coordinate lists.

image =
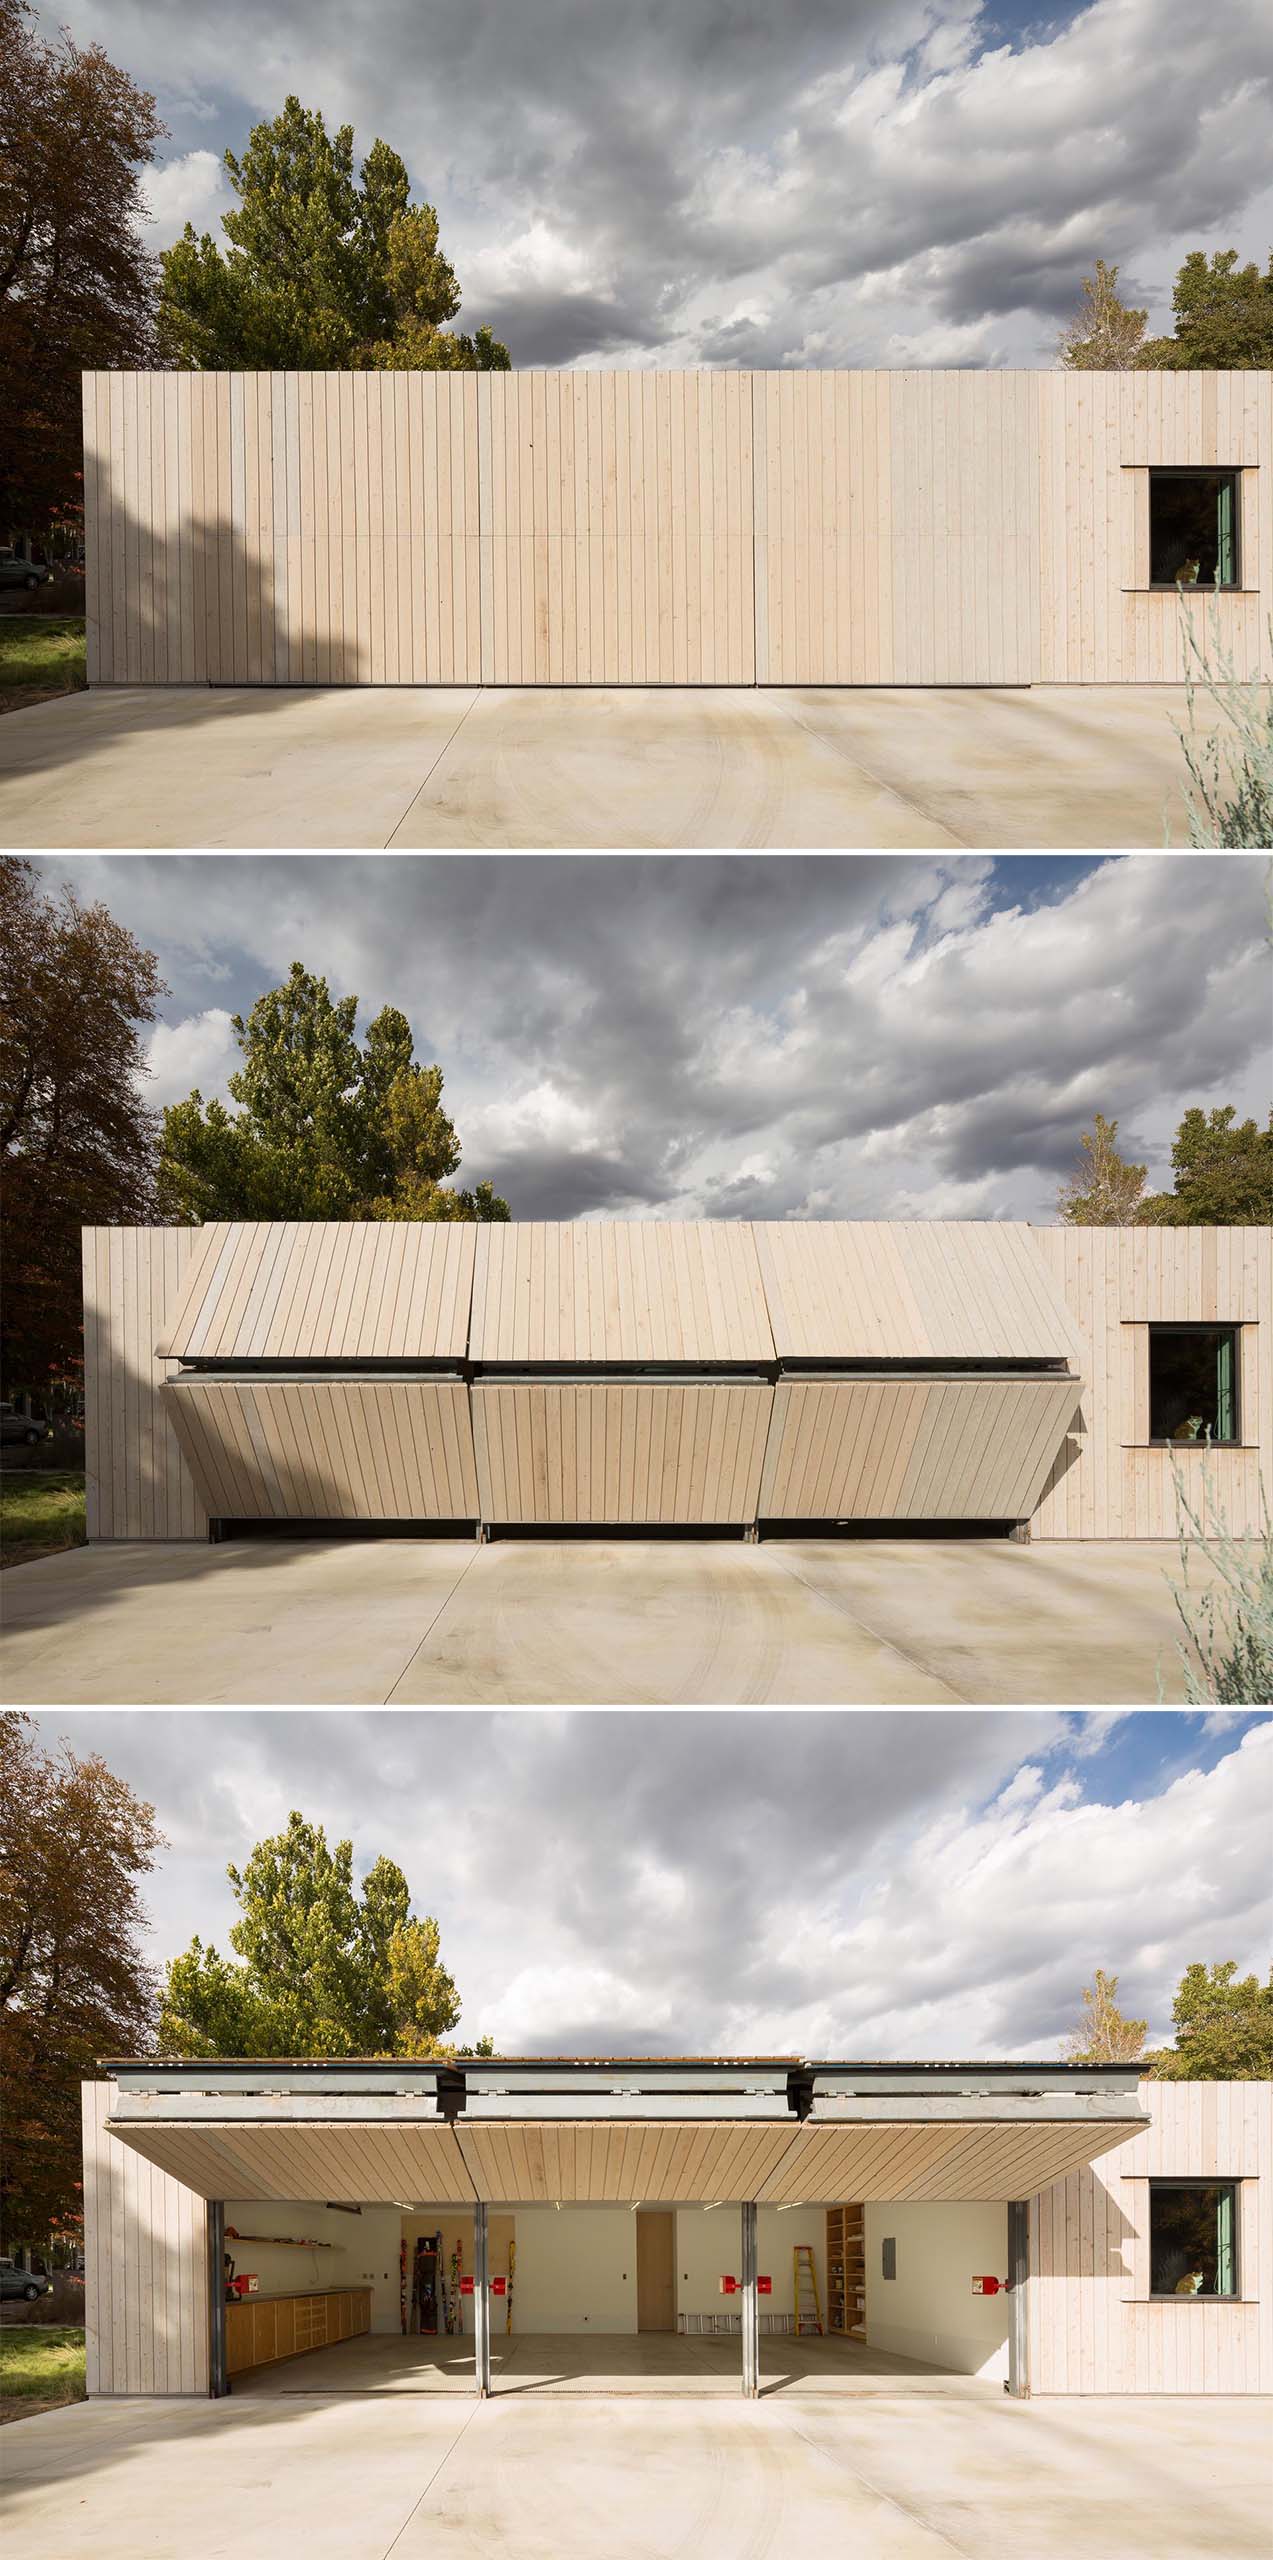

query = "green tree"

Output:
[[1, 1714, 162, 2246], [1138, 1107, 1273, 1227], [159, 1812, 471, 2058], [1141, 250, 1273, 371], [1062, 1968, 1148, 2063], [1057, 260, 1148, 370], [157, 96, 509, 373], [156, 962, 509, 1223], [0, 0, 164, 534], [1056, 1113, 1148, 1224], [1, 858, 165, 1397], [1150, 1961, 1273, 2080]]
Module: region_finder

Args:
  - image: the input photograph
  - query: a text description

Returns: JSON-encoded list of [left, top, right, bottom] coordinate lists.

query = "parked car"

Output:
[[0, 548, 53, 592], [0, 2259, 54, 2302], [0, 1401, 49, 1446]]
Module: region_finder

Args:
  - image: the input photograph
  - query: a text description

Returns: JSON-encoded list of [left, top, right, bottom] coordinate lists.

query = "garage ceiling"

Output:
[[109, 2107, 1142, 2207]]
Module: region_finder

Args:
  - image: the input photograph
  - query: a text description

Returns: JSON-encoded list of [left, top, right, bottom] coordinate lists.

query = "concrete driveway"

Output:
[[2, 2390, 1268, 2559], [0, 680, 1218, 847], [0, 1533, 1215, 1706]]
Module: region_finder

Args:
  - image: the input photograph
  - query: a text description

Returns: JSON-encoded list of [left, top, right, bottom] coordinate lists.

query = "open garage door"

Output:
[[100, 2056, 1147, 2402]]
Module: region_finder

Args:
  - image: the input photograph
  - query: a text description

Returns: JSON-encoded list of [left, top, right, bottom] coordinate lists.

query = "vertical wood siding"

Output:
[[1037, 371, 1273, 681], [82, 2082, 209, 2397], [1031, 1227, 1272, 1538], [754, 370, 1039, 683], [760, 1375, 1081, 1521], [472, 1382, 775, 1524], [86, 371, 1268, 685], [82, 1227, 207, 1540], [479, 370, 755, 682], [1029, 2080, 1272, 2394], [471, 1220, 775, 1363], [164, 1377, 479, 1521]]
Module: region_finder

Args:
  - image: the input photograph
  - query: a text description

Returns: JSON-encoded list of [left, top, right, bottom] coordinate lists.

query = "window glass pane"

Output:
[[1148, 1327, 1239, 1443], [1150, 2185, 1238, 2297], [1148, 472, 1239, 588]]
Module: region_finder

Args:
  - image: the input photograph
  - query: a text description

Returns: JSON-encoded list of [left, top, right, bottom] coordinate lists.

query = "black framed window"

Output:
[[1148, 469, 1240, 589], [1147, 1324, 1239, 1445], [1149, 2181, 1239, 2298]]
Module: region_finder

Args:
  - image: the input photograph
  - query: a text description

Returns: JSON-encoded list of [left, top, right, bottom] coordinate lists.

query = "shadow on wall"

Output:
[[3, 465, 426, 784]]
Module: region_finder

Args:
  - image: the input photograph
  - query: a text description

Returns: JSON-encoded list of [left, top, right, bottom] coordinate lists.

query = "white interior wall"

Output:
[[864, 2201, 1009, 2378], [504, 2206, 637, 2334], [675, 2207, 827, 2324], [223, 2199, 401, 2334]]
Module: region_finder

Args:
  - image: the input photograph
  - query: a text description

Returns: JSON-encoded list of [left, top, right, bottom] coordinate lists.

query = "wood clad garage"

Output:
[[83, 1218, 1271, 1541], [94, 2058, 1256, 2408], [83, 369, 1273, 688]]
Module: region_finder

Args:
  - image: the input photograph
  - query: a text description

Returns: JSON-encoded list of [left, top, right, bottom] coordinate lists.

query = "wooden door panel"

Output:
[[636, 2212, 676, 2331]]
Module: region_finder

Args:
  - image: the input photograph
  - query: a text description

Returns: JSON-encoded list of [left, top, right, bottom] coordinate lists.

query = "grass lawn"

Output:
[[0, 2327, 87, 2423], [0, 1470, 87, 1567], [0, 617, 87, 715]]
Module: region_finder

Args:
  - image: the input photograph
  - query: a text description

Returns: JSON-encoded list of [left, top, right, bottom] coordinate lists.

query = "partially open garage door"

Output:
[[163, 1375, 479, 1524], [471, 1382, 775, 1526], [758, 1374, 1082, 1524]]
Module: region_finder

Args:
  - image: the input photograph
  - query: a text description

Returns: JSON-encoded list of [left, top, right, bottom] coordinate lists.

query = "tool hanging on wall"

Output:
[[506, 2238, 516, 2333], [412, 2233, 442, 2336], [793, 2245, 824, 2337]]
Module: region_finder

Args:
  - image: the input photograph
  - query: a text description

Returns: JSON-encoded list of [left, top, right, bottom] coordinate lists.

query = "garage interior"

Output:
[[99, 2056, 1147, 2401]]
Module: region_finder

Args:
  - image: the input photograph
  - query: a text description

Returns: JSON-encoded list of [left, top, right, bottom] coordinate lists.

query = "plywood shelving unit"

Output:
[[825, 2205, 865, 2337]]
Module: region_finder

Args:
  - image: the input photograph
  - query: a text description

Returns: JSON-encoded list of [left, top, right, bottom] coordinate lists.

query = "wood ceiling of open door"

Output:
[[110, 2110, 1143, 2208], [756, 2117, 1143, 2204], [453, 2121, 799, 2203], [759, 1375, 1083, 1519], [163, 1378, 479, 1520], [157, 1221, 476, 1360], [109, 2118, 477, 2204], [470, 1223, 775, 1362], [754, 1223, 1084, 1361]]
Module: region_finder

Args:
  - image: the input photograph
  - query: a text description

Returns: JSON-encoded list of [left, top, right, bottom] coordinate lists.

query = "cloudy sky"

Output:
[[32, 1709, 1273, 2056], [48, 0, 1273, 367], [39, 851, 1270, 1223]]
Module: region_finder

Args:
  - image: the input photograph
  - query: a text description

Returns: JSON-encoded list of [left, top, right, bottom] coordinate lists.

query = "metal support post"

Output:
[[207, 2202, 229, 2396], [473, 2202, 491, 2397], [740, 2200, 759, 2399], [1006, 2200, 1030, 2398]]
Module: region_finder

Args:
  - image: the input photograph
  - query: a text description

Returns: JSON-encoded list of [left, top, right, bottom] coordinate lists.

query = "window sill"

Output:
[[1122, 1442, 1255, 1452], [1121, 586, 1257, 596], [1124, 2296, 1254, 2307]]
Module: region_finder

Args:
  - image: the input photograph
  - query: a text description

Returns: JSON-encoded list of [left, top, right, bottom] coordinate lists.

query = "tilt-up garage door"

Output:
[[469, 1220, 776, 1526], [752, 1222, 1085, 1524], [155, 1220, 480, 1524]]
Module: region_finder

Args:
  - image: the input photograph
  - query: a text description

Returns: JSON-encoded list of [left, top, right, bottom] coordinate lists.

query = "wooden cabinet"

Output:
[[825, 2207, 866, 2337], [224, 2288, 371, 2375]]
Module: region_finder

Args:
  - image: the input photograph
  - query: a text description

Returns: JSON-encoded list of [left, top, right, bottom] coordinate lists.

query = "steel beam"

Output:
[[1007, 2199, 1030, 2398], [207, 2202, 228, 2397], [473, 2202, 491, 2397], [740, 2201, 759, 2399]]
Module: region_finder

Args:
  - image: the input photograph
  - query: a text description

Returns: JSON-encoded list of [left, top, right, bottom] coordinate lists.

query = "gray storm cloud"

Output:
[[45, 852, 1270, 1225], [64, 0, 1273, 367], [34, 1713, 1273, 2059]]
